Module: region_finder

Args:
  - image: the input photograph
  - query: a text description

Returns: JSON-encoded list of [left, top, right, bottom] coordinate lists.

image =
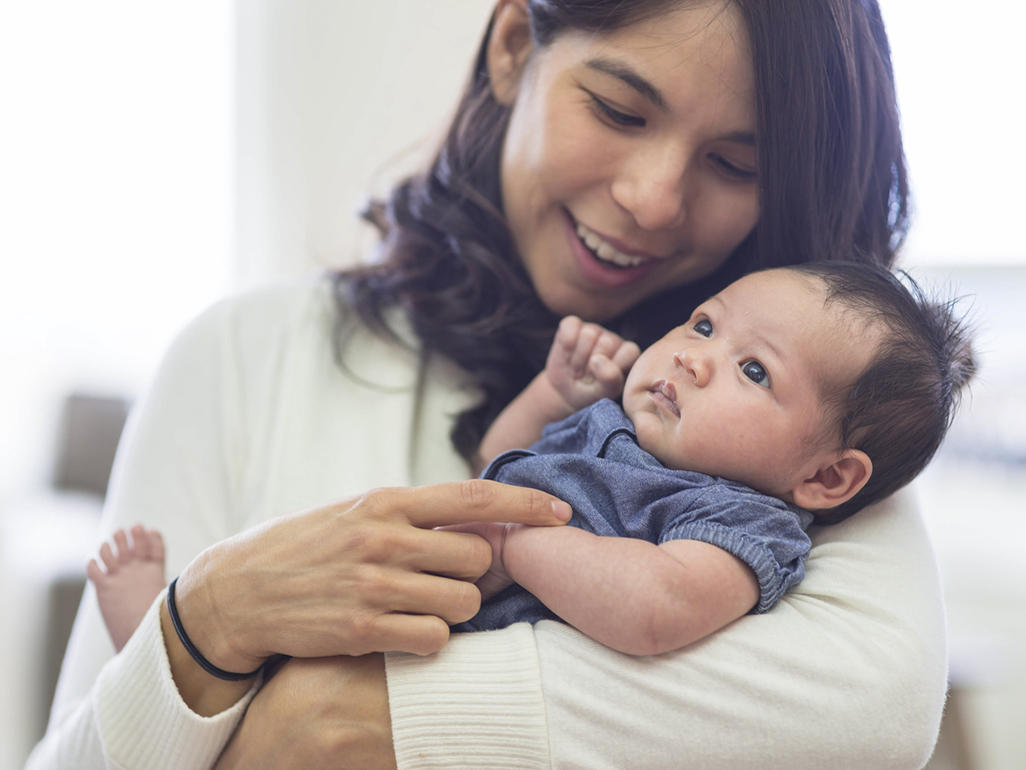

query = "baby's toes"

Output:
[[147, 529, 166, 563], [86, 558, 105, 584], [113, 529, 134, 564], [130, 524, 150, 559], [98, 542, 118, 575]]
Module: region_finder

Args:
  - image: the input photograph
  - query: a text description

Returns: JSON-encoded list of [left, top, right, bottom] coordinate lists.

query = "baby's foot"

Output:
[[87, 525, 167, 651]]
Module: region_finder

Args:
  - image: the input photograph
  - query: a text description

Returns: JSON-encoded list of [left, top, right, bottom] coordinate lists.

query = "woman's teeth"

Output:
[[576, 222, 648, 268]]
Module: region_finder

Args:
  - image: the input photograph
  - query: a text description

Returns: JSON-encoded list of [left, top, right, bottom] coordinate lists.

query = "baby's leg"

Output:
[[86, 525, 167, 651]]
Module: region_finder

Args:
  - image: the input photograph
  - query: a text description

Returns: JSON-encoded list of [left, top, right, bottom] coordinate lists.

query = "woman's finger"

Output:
[[383, 480, 572, 528], [378, 568, 484, 623], [407, 528, 493, 580], [364, 612, 453, 656]]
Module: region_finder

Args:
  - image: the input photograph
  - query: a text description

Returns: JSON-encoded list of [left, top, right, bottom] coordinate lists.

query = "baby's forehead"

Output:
[[742, 270, 882, 380], [805, 300, 886, 396]]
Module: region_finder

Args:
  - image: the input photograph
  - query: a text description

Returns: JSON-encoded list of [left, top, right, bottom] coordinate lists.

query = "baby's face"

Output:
[[622, 269, 877, 498]]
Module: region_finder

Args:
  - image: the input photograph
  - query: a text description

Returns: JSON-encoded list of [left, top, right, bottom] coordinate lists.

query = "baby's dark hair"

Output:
[[788, 262, 976, 523]]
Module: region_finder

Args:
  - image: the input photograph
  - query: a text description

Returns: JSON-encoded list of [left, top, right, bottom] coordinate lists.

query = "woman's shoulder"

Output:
[[202, 277, 336, 336]]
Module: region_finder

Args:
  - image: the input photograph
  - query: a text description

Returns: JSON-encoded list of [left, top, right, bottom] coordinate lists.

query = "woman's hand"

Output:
[[214, 654, 395, 770], [171, 480, 571, 675]]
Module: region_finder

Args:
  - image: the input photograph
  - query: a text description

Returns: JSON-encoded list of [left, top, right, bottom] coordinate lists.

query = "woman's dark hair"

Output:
[[332, 0, 911, 463], [788, 262, 975, 524]]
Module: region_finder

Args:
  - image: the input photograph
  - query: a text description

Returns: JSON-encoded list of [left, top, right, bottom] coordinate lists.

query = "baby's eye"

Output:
[[693, 319, 713, 337], [741, 360, 771, 388]]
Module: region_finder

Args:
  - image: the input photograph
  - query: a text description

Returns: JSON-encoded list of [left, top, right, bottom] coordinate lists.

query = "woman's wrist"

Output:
[[174, 548, 267, 675], [167, 577, 264, 681], [158, 598, 255, 716]]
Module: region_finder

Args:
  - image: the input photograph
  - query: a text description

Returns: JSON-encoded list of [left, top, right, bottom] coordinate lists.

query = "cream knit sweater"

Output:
[[28, 280, 947, 769]]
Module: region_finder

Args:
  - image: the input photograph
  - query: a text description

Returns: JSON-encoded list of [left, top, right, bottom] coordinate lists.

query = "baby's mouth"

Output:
[[651, 379, 680, 417]]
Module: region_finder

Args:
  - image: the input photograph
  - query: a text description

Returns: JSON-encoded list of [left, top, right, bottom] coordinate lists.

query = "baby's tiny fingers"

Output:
[[569, 324, 600, 375], [593, 329, 624, 358], [588, 353, 627, 391], [611, 340, 642, 372], [553, 316, 583, 356]]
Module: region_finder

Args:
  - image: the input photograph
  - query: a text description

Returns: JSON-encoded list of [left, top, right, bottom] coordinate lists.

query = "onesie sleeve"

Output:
[[658, 484, 812, 612]]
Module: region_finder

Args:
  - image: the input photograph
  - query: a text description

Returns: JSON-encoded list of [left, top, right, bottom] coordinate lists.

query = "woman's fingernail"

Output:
[[551, 501, 573, 520]]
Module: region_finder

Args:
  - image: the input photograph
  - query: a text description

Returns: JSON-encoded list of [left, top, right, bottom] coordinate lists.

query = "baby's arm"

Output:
[[474, 316, 640, 473], [482, 524, 759, 655]]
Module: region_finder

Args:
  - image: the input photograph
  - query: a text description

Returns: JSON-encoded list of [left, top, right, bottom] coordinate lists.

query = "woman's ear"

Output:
[[790, 449, 873, 512], [487, 0, 534, 105]]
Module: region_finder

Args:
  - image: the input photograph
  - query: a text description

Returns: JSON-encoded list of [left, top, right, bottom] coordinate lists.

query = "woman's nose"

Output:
[[610, 148, 689, 230], [673, 349, 711, 387]]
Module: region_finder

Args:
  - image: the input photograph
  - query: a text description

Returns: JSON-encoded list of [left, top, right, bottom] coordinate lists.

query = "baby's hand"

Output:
[[438, 521, 516, 600], [546, 316, 641, 411]]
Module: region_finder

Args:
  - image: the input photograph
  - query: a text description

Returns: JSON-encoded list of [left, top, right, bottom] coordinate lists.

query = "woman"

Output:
[[31, 1, 943, 768]]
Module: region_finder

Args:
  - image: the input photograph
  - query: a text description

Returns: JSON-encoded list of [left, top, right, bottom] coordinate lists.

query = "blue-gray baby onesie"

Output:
[[455, 398, 813, 633]]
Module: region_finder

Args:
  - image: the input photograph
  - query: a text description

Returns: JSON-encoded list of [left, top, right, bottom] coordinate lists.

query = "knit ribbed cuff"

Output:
[[94, 591, 258, 769], [386, 624, 550, 769]]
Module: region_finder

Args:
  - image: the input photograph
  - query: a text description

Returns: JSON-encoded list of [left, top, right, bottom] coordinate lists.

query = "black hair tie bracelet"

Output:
[[166, 576, 263, 681]]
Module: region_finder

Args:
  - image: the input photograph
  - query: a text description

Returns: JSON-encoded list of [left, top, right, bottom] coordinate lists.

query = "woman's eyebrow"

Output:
[[585, 57, 666, 110]]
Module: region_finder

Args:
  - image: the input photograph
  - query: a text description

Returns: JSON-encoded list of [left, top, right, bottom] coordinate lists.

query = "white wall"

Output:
[[0, 3, 232, 767], [880, 1, 1026, 267], [233, 0, 494, 287], [0, 1, 233, 497]]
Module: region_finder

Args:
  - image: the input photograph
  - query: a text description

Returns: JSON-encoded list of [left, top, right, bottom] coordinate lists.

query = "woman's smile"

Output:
[[496, 2, 760, 321], [563, 210, 664, 289]]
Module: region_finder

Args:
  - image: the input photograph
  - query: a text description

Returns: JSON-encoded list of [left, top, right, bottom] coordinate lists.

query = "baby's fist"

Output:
[[546, 316, 641, 410]]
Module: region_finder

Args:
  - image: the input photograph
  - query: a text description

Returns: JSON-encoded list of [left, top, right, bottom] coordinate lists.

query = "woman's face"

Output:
[[494, 1, 759, 322]]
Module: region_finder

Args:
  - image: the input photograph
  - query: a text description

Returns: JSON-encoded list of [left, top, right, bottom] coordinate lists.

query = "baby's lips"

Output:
[[656, 378, 677, 404], [652, 379, 681, 417]]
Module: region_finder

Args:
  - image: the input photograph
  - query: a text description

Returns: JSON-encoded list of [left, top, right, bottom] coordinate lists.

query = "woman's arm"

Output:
[[214, 655, 395, 770], [206, 464, 946, 767], [164, 482, 572, 691], [385, 489, 948, 769], [28, 284, 572, 769]]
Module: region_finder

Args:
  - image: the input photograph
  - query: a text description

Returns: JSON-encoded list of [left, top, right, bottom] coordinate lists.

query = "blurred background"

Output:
[[0, 2, 1022, 768]]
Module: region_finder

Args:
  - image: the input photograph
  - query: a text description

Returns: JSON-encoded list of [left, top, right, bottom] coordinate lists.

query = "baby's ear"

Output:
[[790, 449, 872, 512], [486, 0, 534, 106]]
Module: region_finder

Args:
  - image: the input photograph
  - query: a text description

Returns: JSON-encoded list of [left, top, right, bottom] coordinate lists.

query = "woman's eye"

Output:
[[692, 319, 713, 337], [710, 153, 757, 182], [588, 93, 645, 128], [741, 360, 771, 388]]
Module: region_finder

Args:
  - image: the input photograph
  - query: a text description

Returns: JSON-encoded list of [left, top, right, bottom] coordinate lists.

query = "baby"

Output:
[[89, 262, 974, 655]]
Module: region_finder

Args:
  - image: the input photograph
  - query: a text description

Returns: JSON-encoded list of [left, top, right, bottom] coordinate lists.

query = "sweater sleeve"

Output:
[[26, 292, 262, 769], [385, 487, 947, 769]]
